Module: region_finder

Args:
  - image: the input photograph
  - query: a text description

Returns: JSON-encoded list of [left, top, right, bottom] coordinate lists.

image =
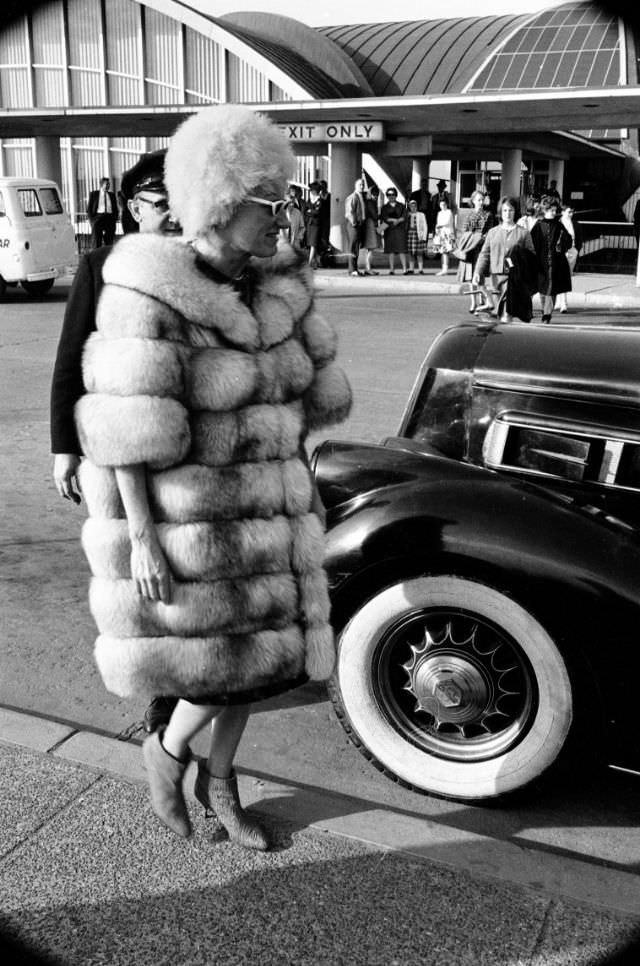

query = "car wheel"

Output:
[[330, 575, 573, 801], [21, 278, 54, 296]]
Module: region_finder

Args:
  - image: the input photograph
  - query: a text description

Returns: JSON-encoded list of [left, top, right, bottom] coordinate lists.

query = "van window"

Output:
[[18, 189, 42, 217], [39, 187, 64, 215]]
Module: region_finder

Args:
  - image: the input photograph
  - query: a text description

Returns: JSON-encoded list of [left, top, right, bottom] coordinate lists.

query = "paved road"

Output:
[[2, 279, 640, 908]]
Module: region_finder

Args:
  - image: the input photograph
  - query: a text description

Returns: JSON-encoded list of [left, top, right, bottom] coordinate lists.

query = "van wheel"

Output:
[[22, 279, 54, 296], [330, 576, 574, 801], [0, 276, 6, 298]]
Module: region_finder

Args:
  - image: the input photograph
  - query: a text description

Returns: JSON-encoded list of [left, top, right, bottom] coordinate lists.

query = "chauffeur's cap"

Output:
[[120, 150, 167, 201]]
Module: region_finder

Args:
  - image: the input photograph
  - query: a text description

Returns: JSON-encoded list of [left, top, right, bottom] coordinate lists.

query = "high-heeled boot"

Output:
[[194, 762, 270, 851], [142, 729, 191, 838]]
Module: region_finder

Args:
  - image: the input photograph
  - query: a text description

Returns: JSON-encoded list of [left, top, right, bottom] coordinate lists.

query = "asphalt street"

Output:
[[2, 271, 640, 964]]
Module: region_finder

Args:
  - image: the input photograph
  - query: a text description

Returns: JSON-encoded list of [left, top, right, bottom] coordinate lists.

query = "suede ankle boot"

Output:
[[142, 729, 191, 839], [194, 762, 270, 851]]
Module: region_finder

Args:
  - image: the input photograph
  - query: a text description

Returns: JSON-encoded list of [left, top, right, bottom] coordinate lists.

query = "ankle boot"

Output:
[[142, 729, 191, 838], [194, 762, 270, 851]]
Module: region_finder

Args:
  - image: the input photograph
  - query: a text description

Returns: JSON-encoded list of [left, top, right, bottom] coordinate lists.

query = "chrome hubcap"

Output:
[[375, 612, 536, 763]]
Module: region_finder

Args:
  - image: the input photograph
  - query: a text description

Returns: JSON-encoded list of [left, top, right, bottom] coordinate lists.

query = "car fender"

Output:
[[325, 457, 640, 692]]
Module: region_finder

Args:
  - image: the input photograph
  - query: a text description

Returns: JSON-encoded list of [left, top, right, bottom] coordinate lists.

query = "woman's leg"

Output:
[[162, 699, 216, 760], [541, 294, 554, 322], [400, 252, 408, 272], [195, 703, 270, 850], [388, 253, 395, 273], [206, 704, 251, 778], [143, 699, 216, 839]]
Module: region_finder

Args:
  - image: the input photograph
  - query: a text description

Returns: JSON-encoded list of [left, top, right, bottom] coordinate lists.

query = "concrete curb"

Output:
[[312, 272, 640, 311], [2, 705, 640, 920]]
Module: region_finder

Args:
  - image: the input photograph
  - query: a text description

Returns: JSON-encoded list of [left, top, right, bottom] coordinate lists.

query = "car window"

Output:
[[39, 187, 63, 215], [18, 189, 42, 217]]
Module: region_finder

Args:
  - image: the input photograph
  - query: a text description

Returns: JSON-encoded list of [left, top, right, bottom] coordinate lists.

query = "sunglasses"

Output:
[[386, 192, 397, 197], [246, 196, 287, 216]]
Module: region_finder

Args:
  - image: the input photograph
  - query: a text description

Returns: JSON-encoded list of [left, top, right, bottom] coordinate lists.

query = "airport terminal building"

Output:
[[0, 0, 638, 246]]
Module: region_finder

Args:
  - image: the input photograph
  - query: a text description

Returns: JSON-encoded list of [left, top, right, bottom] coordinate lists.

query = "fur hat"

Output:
[[165, 105, 295, 237]]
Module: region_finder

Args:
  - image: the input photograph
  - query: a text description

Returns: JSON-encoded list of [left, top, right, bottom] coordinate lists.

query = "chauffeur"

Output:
[[50, 149, 179, 734]]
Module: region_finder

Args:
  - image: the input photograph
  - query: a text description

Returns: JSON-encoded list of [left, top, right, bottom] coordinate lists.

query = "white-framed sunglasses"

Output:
[[246, 196, 287, 216]]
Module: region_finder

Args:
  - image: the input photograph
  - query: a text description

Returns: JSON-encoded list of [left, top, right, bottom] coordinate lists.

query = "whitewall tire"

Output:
[[331, 576, 573, 801]]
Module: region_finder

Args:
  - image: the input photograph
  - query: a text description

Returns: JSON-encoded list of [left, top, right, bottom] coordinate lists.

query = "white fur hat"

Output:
[[164, 104, 295, 237]]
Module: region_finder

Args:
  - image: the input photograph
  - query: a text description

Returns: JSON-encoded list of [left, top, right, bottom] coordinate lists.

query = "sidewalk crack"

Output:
[[0, 773, 104, 865], [528, 898, 556, 965]]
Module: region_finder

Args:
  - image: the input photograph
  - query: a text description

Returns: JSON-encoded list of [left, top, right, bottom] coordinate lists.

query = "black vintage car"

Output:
[[312, 321, 640, 802]]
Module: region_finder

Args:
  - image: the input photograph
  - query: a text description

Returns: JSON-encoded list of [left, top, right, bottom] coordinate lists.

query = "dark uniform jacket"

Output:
[[50, 246, 111, 454]]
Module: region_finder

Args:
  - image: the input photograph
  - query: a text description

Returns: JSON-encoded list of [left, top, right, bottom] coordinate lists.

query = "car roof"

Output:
[[475, 323, 640, 409]]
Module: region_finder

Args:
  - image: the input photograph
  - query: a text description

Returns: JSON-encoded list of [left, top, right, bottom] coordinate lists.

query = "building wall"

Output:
[[0, 0, 321, 224]]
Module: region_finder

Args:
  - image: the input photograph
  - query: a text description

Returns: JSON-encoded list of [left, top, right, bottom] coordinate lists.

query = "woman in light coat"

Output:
[[473, 196, 535, 321], [75, 105, 352, 851], [433, 198, 456, 275], [405, 199, 428, 273]]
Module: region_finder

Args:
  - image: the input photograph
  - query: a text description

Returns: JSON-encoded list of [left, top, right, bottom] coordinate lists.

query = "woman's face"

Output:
[[216, 190, 288, 258], [472, 194, 483, 211], [409, 202, 417, 214], [386, 191, 398, 204], [544, 205, 559, 220], [439, 199, 448, 210], [501, 202, 515, 223]]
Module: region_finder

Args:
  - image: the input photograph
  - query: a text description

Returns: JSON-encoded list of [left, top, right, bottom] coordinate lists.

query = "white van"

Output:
[[0, 177, 78, 297]]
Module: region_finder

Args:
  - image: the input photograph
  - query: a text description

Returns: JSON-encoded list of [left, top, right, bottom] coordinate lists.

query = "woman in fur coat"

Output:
[[75, 105, 352, 850]]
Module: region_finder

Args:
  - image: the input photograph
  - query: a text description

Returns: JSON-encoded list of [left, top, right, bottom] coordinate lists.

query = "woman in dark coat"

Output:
[[530, 195, 572, 323], [380, 188, 408, 274]]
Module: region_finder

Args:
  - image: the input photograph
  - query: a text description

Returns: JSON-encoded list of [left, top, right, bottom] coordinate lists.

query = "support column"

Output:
[[329, 143, 361, 252], [412, 157, 430, 192], [548, 159, 565, 200], [500, 148, 522, 200], [34, 136, 63, 187]]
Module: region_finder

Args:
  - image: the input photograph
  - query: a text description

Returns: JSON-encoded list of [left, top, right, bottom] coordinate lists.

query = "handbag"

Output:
[[452, 230, 483, 262]]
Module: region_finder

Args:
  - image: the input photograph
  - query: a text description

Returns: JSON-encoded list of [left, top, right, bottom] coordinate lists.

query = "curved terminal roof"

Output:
[[319, 14, 531, 96], [319, 1, 629, 97], [218, 11, 372, 98], [466, 1, 624, 92]]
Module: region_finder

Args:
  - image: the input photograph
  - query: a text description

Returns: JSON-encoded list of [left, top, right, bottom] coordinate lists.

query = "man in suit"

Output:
[[344, 177, 367, 276], [87, 177, 118, 249], [52, 150, 179, 734]]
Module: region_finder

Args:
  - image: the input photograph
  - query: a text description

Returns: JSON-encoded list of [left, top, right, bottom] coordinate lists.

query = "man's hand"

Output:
[[53, 453, 82, 504], [130, 528, 173, 603]]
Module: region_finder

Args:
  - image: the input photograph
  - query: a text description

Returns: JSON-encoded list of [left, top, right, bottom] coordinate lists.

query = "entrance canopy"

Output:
[[1, 86, 634, 161]]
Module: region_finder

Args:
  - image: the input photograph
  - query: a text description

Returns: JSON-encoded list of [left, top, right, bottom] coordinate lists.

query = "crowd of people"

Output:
[[88, 168, 581, 326]]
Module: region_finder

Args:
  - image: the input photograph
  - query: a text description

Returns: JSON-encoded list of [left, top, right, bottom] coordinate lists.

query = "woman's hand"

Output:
[[53, 453, 82, 504], [130, 528, 173, 603]]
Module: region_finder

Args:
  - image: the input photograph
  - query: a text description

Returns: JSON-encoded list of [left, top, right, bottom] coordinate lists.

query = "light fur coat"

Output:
[[75, 235, 352, 700]]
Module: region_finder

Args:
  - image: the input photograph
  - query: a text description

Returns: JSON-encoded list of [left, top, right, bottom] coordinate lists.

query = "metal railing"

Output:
[[577, 220, 637, 273]]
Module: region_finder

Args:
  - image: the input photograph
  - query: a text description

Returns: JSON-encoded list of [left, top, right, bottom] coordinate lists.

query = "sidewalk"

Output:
[[312, 264, 640, 312], [1, 707, 639, 966]]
